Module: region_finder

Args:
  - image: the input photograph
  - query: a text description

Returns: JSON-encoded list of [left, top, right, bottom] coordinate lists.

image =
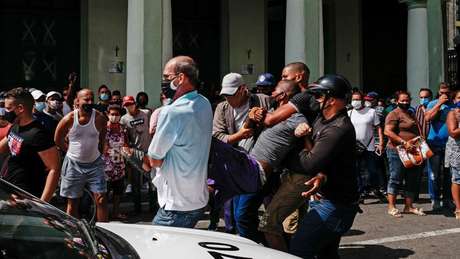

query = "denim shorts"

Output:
[[152, 206, 205, 228], [60, 156, 107, 198], [451, 167, 460, 184]]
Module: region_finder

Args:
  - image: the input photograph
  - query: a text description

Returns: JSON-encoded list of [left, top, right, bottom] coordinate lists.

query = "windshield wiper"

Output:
[[77, 219, 101, 258]]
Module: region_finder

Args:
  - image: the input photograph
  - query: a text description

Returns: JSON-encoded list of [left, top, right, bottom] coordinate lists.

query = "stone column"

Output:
[[126, 0, 171, 106], [285, 0, 323, 81], [402, 0, 429, 99]]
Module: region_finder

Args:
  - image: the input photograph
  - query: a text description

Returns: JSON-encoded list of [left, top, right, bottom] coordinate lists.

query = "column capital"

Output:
[[400, 0, 427, 9]]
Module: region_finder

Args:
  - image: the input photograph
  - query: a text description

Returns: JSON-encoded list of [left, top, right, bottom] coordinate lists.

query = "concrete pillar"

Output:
[[126, 0, 171, 106], [285, 0, 324, 82], [402, 0, 429, 99], [427, 0, 445, 90]]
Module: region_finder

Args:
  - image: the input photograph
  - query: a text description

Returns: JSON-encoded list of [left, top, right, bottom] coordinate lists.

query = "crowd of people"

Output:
[[0, 55, 459, 259]]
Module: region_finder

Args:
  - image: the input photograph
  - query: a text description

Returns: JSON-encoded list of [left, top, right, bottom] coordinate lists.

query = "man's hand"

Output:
[[295, 123, 312, 137], [248, 107, 267, 123], [237, 126, 253, 139], [439, 94, 449, 105], [301, 173, 327, 198]]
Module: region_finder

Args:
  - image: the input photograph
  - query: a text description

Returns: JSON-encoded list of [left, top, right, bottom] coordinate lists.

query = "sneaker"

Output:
[[125, 184, 132, 193], [431, 200, 442, 211]]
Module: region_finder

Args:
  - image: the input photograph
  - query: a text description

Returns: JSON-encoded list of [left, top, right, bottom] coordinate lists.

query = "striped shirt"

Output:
[[415, 105, 429, 139]]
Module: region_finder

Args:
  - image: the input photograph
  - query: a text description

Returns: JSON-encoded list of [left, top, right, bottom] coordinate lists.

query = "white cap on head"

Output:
[[46, 91, 62, 100], [220, 73, 244, 96], [31, 90, 45, 100]]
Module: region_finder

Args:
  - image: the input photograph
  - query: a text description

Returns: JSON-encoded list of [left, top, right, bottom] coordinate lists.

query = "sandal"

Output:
[[387, 208, 403, 218], [403, 207, 426, 216], [455, 210, 460, 220]]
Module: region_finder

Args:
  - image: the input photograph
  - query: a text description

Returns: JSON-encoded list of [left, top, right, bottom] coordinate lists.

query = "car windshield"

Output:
[[0, 179, 95, 259]]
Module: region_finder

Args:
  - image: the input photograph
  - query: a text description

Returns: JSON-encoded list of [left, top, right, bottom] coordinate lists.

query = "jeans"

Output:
[[356, 151, 383, 193], [290, 199, 358, 259], [232, 193, 264, 242], [427, 146, 452, 203], [152, 206, 204, 228], [386, 148, 422, 199]]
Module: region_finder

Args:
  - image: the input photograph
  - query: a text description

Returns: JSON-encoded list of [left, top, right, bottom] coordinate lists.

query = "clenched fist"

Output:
[[294, 123, 312, 137]]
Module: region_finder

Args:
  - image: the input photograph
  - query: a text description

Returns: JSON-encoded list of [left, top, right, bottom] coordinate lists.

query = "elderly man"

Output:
[[55, 89, 108, 222], [143, 56, 212, 228]]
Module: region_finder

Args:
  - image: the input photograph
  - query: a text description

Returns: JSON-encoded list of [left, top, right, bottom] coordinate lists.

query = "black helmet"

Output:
[[307, 74, 352, 99]]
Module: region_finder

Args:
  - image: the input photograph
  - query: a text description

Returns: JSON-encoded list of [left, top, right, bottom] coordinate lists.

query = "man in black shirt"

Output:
[[289, 75, 359, 259], [0, 87, 60, 202]]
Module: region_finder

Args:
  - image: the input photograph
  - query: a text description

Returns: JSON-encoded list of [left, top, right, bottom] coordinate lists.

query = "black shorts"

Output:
[[107, 178, 125, 196], [259, 173, 310, 235]]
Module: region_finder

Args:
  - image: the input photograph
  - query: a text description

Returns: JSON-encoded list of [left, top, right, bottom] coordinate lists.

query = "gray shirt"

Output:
[[250, 113, 307, 169], [120, 109, 151, 152]]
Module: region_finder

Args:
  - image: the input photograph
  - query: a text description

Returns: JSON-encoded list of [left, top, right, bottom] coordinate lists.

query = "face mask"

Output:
[[364, 101, 372, 108], [455, 101, 460, 108], [420, 98, 430, 106], [81, 103, 94, 113], [162, 98, 172, 106], [100, 93, 110, 101], [35, 102, 46, 112], [161, 80, 176, 100], [108, 115, 121, 123], [398, 102, 410, 110], [351, 100, 362, 110], [0, 107, 5, 116], [48, 100, 60, 110], [4, 109, 17, 123]]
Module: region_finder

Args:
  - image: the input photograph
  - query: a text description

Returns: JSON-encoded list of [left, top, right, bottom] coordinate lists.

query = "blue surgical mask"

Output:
[[35, 102, 46, 112], [420, 98, 430, 106], [100, 93, 110, 101]]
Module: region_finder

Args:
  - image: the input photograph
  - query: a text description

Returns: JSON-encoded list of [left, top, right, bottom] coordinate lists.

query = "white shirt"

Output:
[[348, 107, 380, 151], [148, 91, 212, 211]]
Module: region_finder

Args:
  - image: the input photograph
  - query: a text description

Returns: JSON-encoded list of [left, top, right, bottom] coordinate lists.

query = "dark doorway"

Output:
[[0, 0, 80, 92], [171, 0, 220, 102], [362, 0, 407, 98], [267, 0, 286, 80]]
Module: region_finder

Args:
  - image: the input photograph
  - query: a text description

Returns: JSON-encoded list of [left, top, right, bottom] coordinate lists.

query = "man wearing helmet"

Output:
[[289, 74, 360, 258]]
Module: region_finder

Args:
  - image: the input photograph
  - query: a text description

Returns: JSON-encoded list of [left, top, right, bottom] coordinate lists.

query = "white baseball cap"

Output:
[[31, 90, 45, 100], [46, 91, 62, 100], [220, 73, 244, 96]]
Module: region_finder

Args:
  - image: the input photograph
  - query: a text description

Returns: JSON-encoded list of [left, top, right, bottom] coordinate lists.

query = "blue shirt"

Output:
[[148, 90, 212, 211], [426, 99, 454, 147]]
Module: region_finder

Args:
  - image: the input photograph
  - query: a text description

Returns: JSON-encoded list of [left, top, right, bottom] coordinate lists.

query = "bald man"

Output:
[[55, 89, 108, 222]]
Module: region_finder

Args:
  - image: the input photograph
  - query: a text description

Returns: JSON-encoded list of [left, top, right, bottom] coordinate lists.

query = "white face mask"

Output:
[[162, 98, 172, 106], [351, 100, 362, 110], [108, 115, 121, 123], [364, 101, 372, 107]]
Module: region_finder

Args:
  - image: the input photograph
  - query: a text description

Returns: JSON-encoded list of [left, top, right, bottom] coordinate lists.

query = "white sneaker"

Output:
[[431, 200, 442, 211], [125, 184, 132, 193]]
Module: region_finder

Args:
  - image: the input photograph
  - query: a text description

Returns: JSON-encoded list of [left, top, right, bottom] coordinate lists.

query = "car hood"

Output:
[[97, 222, 299, 259]]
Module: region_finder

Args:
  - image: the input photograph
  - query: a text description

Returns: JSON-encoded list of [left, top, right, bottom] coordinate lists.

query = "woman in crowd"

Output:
[[445, 89, 460, 219], [384, 91, 425, 217]]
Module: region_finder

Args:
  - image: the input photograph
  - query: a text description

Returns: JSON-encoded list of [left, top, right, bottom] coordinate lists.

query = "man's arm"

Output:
[[38, 146, 61, 202], [54, 113, 73, 152], [377, 126, 384, 152], [95, 113, 108, 154], [0, 137, 9, 154], [263, 103, 297, 127], [298, 126, 343, 175], [425, 95, 448, 122], [212, 102, 253, 144], [146, 108, 178, 168]]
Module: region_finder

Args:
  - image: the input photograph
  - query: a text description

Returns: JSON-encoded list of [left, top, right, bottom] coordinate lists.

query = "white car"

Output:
[[0, 179, 299, 259]]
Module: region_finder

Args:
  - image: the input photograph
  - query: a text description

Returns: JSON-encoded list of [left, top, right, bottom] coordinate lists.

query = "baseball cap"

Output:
[[256, 73, 275, 86], [122, 95, 136, 106], [46, 91, 62, 100], [31, 90, 45, 100], [366, 91, 378, 99], [220, 73, 244, 96]]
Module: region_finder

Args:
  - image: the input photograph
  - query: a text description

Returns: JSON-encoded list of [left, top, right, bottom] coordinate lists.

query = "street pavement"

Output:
[[116, 191, 460, 259]]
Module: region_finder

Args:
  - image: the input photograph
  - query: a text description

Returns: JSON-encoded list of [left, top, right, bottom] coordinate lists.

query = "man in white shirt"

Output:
[[349, 91, 384, 201]]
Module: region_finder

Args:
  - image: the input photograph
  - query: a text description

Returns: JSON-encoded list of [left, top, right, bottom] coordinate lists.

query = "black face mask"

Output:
[[81, 103, 94, 113], [161, 80, 176, 100], [398, 103, 410, 110], [3, 110, 17, 123]]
